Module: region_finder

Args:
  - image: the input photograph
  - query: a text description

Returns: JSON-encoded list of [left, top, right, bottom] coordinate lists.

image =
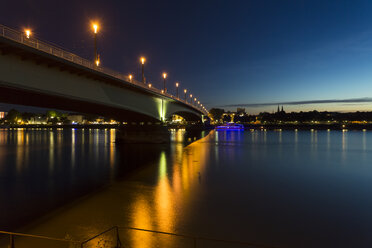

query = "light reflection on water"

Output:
[[0, 128, 118, 230], [2, 129, 372, 247]]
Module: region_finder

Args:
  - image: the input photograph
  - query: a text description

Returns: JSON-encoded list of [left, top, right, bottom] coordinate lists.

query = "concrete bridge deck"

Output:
[[0, 24, 207, 121]]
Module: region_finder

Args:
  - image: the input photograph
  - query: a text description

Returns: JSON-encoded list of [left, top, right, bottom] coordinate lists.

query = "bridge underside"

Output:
[[0, 84, 203, 122], [0, 84, 159, 122]]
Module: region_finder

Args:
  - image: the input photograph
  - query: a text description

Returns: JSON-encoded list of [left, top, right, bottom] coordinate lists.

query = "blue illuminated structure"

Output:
[[216, 123, 244, 131]]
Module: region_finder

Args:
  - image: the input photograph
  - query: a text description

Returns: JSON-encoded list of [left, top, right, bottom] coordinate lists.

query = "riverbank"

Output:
[[0, 124, 121, 129], [240, 123, 372, 130]]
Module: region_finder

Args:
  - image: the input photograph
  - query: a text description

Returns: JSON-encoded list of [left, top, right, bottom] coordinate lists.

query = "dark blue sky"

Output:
[[2, 0, 372, 113]]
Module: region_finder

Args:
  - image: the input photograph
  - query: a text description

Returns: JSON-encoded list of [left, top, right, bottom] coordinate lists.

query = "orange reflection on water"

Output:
[[130, 130, 211, 247]]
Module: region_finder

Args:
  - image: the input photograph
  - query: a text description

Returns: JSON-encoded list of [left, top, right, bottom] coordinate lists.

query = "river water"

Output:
[[1, 128, 372, 247]]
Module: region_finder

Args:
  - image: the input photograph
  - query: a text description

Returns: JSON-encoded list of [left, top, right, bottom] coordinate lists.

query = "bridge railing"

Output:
[[0, 24, 207, 115]]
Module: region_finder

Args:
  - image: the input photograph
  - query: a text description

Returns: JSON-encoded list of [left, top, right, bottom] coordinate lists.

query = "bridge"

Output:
[[0, 24, 208, 122]]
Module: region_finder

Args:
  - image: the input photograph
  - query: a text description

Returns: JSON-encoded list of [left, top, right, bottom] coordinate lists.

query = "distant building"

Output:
[[237, 108, 246, 116], [0, 112, 8, 119], [28, 116, 48, 124], [67, 114, 85, 124], [276, 105, 285, 114]]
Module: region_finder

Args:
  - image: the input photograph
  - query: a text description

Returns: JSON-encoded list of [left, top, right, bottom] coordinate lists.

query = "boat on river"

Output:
[[215, 123, 244, 130]]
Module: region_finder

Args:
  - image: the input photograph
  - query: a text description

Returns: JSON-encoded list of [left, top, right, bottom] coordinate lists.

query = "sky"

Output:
[[2, 0, 372, 114]]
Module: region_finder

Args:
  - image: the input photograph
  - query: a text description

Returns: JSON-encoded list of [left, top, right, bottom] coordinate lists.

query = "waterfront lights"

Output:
[[141, 57, 146, 83], [129, 74, 132, 82], [175, 82, 179, 98], [24, 29, 31, 39], [163, 73, 167, 92]]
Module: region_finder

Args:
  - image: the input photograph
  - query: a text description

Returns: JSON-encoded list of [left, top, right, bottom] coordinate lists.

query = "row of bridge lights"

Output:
[[22, 24, 207, 113], [128, 58, 206, 110]]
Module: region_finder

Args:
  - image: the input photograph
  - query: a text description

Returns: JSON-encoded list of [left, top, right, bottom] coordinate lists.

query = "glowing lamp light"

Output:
[[194, 97, 197, 101], [161, 89, 164, 93], [163, 73, 167, 79], [129, 74, 133, 81], [184, 89, 187, 93], [198, 101, 200, 104], [25, 29, 31, 38], [95, 59, 100, 66], [190, 94, 192, 98], [148, 83, 152, 88], [141, 57, 145, 64], [176, 82, 179, 87], [92, 23, 99, 34]]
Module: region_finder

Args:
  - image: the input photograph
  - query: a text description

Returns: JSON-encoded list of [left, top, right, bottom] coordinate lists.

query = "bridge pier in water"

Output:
[[116, 122, 171, 144]]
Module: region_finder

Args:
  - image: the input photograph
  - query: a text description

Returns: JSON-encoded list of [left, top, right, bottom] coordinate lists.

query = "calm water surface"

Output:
[[2, 128, 372, 247]]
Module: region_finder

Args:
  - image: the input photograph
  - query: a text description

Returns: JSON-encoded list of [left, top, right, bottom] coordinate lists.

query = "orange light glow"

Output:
[[149, 84, 152, 88], [176, 82, 179, 87], [163, 73, 167, 79], [92, 23, 99, 34], [141, 57, 145, 64], [129, 74, 132, 81], [184, 89, 187, 93], [25, 29, 31, 38]]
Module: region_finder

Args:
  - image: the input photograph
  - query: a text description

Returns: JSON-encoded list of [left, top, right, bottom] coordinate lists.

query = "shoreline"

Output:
[[241, 123, 372, 130]]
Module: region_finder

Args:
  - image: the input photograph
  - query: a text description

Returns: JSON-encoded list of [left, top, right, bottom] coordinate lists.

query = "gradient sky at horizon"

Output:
[[2, 0, 372, 114]]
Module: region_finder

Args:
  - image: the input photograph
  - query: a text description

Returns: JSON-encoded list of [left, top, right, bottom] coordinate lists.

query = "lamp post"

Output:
[[24, 29, 31, 39], [184, 89, 187, 101], [95, 54, 100, 66], [141, 57, 145, 83], [194, 97, 197, 105], [92, 23, 99, 63], [175, 82, 179, 98], [163, 73, 167, 93]]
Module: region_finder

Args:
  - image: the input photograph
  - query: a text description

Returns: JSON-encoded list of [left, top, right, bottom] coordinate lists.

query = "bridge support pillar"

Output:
[[116, 123, 170, 144]]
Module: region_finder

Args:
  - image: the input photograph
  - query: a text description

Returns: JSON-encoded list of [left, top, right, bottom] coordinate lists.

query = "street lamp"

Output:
[[163, 73, 167, 93], [175, 82, 179, 98], [190, 94, 193, 102], [148, 83, 152, 88], [24, 29, 31, 39], [141, 57, 146, 83], [95, 54, 100, 66], [194, 97, 197, 105], [184, 89, 187, 101], [92, 23, 99, 63], [129, 74, 133, 82]]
